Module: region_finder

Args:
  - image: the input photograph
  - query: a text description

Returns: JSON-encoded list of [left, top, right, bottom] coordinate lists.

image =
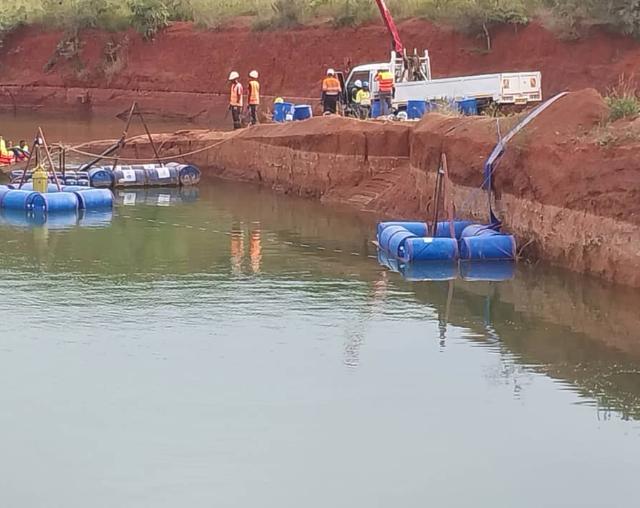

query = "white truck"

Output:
[[343, 50, 542, 112]]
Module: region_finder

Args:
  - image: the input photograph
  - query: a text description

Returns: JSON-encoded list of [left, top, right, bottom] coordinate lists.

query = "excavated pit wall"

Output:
[[85, 91, 640, 288]]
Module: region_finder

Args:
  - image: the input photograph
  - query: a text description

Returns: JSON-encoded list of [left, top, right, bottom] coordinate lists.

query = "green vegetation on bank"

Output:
[[2, 0, 640, 42]]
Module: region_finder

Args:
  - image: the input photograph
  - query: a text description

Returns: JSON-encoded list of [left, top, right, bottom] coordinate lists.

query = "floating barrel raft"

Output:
[[9, 163, 201, 189], [0, 184, 113, 214], [377, 221, 517, 263]]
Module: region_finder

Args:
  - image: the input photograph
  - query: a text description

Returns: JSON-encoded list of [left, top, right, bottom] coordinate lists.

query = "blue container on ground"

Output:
[[293, 105, 313, 121], [407, 100, 428, 120], [88, 167, 114, 188], [371, 99, 382, 118], [273, 102, 294, 123], [460, 261, 515, 281], [399, 261, 458, 281], [456, 98, 478, 116], [404, 237, 458, 262]]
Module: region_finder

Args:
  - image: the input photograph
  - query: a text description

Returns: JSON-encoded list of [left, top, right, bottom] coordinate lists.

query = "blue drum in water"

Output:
[[88, 167, 114, 188], [112, 165, 147, 187], [293, 105, 313, 121]]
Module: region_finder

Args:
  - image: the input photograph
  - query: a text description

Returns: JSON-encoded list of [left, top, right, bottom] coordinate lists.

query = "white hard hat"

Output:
[[327, 68, 335, 76], [354, 80, 362, 88], [228, 71, 240, 80], [249, 70, 259, 79]]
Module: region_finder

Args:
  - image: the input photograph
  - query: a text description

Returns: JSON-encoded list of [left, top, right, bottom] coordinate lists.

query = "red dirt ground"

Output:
[[3, 19, 640, 101]]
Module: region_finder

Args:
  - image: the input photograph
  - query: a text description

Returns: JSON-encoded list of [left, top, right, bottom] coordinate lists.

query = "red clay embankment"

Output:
[[4, 20, 640, 116], [81, 89, 640, 287]]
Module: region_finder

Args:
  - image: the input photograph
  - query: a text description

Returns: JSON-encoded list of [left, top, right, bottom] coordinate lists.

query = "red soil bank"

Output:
[[3, 19, 640, 116], [80, 89, 640, 287]]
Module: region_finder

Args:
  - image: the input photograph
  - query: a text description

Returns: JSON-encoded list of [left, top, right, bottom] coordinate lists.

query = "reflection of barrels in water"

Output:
[[115, 188, 199, 207], [0, 209, 79, 229], [78, 209, 114, 228]]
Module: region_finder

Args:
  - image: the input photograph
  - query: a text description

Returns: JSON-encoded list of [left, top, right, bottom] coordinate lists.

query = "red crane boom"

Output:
[[374, 0, 404, 55]]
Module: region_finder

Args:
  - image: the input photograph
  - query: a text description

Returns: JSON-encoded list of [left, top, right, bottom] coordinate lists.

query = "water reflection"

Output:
[[115, 187, 199, 207], [0, 209, 113, 230], [229, 223, 262, 275]]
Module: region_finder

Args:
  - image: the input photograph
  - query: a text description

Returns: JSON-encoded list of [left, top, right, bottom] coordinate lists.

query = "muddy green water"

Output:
[[1, 117, 640, 507]]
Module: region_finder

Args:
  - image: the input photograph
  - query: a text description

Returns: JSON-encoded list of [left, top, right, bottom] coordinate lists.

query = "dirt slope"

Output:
[[2, 20, 640, 101]]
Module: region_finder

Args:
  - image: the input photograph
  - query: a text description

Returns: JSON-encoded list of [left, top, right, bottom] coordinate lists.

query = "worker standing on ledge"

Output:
[[321, 68, 342, 115], [228, 71, 243, 130], [247, 70, 260, 126], [375, 69, 394, 117]]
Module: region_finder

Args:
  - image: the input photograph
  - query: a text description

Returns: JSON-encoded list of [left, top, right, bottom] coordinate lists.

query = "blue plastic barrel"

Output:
[[371, 99, 382, 118], [459, 235, 516, 260], [112, 166, 147, 187], [378, 225, 417, 258], [456, 98, 478, 116], [460, 261, 515, 281], [293, 105, 313, 121], [1, 190, 40, 210], [377, 220, 474, 241], [0, 186, 12, 207], [88, 167, 114, 188], [77, 179, 90, 187], [399, 261, 458, 281], [172, 164, 201, 186], [73, 188, 114, 210], [30, 192, 79, 213], [140, 164, 180, 187], [18, 183, 61, 192], [273, 102, 293, 122], [404, 237, 459, 262], [435, 220, 475, 239], [407, 100, 428, 119], [378, 221, 428, 240]]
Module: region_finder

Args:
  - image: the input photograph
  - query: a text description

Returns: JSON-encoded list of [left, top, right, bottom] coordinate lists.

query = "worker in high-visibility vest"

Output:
[[228, 71, 244, 130], [355, 81, 371, 120], [247, 70, 260, 126], [0, 135, 14, 165], [375, 69, 394, 117], [321, 68, 342, 115]]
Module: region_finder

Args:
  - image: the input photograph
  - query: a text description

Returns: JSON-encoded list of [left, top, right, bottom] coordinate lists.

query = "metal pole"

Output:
[[38, 127, 63, 191], [137, 106, 163, 166], [16, 134, 37, 189]]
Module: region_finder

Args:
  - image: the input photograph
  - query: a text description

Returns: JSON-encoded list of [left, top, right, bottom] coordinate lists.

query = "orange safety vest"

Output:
[[322, 76, 342, 95], [248, 80, 260, 105], [375, 71, 394, 93], [230, 82, 243, 107]]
